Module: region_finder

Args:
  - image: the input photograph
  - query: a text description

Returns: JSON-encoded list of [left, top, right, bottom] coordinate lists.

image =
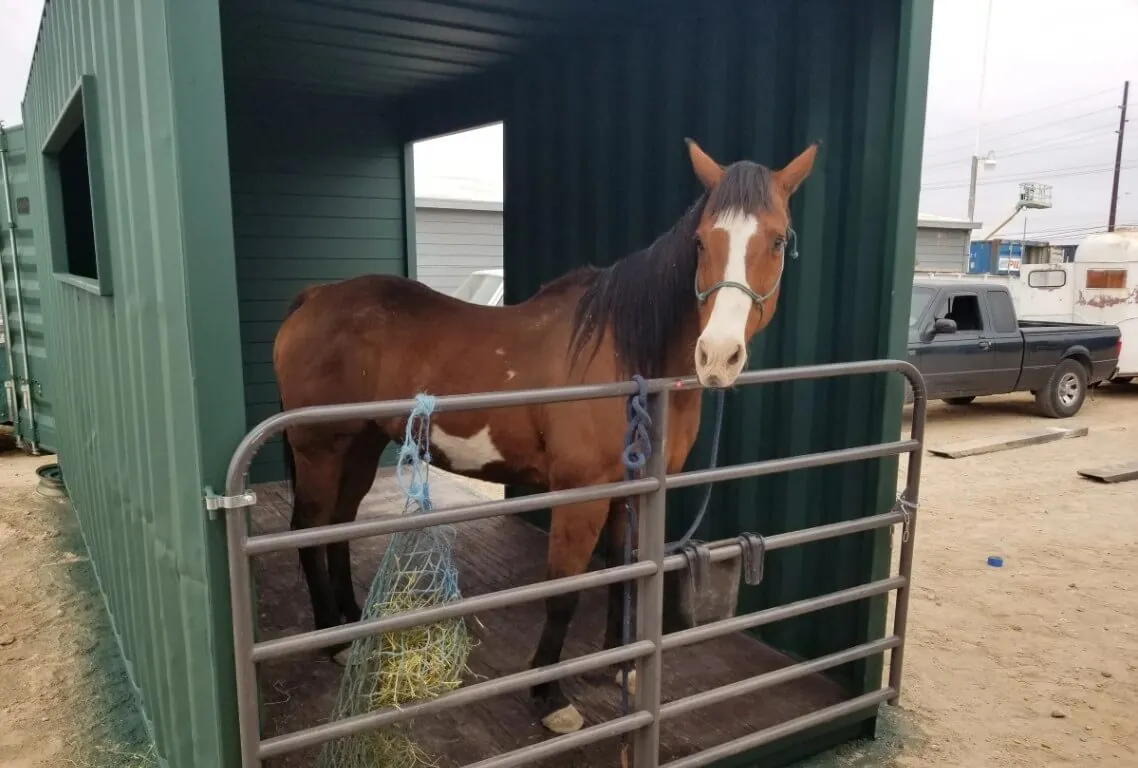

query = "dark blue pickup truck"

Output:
[[906, 277, 1121, 418]]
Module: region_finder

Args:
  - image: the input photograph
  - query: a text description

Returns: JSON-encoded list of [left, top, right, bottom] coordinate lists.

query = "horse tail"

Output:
[[280, 398, 297, 502], [278, 287, 311, 500]]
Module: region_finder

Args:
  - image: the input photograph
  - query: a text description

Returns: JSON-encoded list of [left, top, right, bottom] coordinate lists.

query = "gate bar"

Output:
[[661, 636, 900, 721], [662, 576, 906, 652], [245, 476, 659, 555], [667, 439, 919, 489], [224, 360, 925, 492], [661, 688, 896, 768], [253, 560, 655, 662], [661, 511, 905, 573], [258, 640, 656, 758], [242, 440, 915, 557], [466, 712, 655, 768], [632, 391, 669, 768]]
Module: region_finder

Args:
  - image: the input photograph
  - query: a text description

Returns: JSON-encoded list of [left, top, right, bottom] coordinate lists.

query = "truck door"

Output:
[[917, 291, 993, 396], [981, 287, 1023, 393]]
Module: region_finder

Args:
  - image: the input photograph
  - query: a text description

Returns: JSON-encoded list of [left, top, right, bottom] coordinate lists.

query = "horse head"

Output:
[[687, 138, 818, 388]]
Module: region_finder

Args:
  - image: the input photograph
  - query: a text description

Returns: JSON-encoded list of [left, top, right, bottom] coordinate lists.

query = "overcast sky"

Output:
[[2, 0, 1135, 244]]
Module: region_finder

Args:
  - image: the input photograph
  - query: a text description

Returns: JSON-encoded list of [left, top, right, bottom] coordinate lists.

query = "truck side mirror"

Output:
[[932, 318, 957, 335]]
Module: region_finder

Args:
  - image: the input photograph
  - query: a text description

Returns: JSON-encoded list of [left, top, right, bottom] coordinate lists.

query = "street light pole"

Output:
[[967, 0, 994, 224]]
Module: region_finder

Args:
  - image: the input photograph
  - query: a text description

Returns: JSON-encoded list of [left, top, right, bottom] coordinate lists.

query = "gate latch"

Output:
[[204, 486, 257, 520]]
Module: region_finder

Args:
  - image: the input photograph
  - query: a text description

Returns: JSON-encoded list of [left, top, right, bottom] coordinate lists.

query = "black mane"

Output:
[[567, 161, 775, 379]]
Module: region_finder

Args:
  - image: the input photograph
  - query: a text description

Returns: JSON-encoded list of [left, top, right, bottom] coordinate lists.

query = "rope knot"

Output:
[[396, 393, 438, 514], [621, 375, 653, 474]]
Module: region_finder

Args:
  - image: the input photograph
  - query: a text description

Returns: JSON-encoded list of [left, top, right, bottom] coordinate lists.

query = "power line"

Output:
[[923, 107, 1118, 160], [921, 133, 1117, 175], [921, 161, 1138, 192], [922, 85, 1119, 143]]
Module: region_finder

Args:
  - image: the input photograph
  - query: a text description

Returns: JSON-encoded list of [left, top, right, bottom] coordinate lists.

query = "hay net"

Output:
[[317, 394, 474, 768]]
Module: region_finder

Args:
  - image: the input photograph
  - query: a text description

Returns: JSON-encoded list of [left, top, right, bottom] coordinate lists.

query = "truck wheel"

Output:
[[942, 396, 976, 406], [1035, 358, 1087, 418]]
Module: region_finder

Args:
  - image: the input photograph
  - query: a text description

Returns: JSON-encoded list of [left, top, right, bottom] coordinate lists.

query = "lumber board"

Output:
[[1077, 462, 1138, 484], [929, 425, 1089, 459]]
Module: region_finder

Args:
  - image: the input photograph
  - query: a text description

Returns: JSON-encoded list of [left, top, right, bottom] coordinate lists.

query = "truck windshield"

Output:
[[910, 286, 935, 328]]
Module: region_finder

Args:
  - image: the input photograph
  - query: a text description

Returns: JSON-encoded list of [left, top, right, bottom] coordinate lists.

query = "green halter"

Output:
[[694, 228, 799, 323]]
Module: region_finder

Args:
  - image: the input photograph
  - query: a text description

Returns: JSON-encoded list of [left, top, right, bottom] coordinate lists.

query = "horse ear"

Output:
[[774, 142, 820, 196], [685, 137, 724, 190]]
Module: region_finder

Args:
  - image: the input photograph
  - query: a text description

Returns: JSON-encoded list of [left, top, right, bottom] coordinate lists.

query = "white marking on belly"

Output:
[[430, 424, 505, 471], [505, 370, 516, 381], [495, 348, 506, 356]]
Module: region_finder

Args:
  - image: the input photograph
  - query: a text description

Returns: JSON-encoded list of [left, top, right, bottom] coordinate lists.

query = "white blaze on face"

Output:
[[695, 209, 757, 384]]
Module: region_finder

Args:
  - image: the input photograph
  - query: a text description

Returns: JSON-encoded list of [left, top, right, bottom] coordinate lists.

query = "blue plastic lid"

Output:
[[987, 555, 1004, 568]]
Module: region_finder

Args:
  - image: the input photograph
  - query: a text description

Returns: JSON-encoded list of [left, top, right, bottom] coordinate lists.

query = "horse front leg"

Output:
[[530, 496, 610, 735], [603, 498, 638, 695]]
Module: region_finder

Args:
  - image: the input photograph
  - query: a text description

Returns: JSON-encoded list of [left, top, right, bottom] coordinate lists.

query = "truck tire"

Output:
[[1034, 358, 1087, 418], [942, 396, 976, 406]]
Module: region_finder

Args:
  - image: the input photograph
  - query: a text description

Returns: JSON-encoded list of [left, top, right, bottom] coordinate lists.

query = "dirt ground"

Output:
[[878, 385, 1138, 767], [1, 384, 1136, 766], [0, 431, 155, 768]]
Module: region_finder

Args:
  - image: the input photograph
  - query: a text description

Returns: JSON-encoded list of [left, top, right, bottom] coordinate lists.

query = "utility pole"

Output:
[[1108, 80, 1129, 232]]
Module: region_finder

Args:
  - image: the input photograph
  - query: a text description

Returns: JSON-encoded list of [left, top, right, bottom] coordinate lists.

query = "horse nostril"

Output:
[[698, 340, 710, 368], [727, 345, 743, 367]]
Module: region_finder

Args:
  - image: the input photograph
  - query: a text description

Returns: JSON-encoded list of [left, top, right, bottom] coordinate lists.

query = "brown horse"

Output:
[[273, 138, 817, 734]]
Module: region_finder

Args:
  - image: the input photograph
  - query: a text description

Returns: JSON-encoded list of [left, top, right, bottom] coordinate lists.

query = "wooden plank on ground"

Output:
[[929, 425, 1089, 459], [1077, 462, 1138, 484]]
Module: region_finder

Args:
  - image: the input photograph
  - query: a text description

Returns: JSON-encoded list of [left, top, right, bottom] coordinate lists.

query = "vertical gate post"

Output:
[[209, 485, 263, 767], [632, 390, 668, 768], [888, 373, 926, 704]]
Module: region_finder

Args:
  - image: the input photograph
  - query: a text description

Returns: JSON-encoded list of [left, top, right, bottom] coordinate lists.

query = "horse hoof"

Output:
[[614, 669, 637, 697], [331, 647, 351, 667], [541, 704, 584, 734]]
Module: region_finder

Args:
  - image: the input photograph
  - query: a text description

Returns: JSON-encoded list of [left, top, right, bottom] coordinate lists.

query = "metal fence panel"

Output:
[[219, 360, 926, 767]]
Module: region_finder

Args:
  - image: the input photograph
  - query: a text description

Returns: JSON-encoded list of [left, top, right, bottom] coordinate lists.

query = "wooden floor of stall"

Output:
[[251, 471, 851, 767]]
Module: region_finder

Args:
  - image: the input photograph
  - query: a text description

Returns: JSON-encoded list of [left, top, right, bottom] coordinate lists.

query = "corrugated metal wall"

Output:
[[0, 124, 55, 449], [223, 87, 409, 481], [414, 201, 504, 295], [20, 1, 245, 765], [915, 226, 970, 272], [405, 0, 932, 724]]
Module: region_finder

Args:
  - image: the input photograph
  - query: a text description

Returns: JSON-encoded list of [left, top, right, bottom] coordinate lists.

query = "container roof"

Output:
[[917, 212, 981, 231], [220, 0, 656, 100]]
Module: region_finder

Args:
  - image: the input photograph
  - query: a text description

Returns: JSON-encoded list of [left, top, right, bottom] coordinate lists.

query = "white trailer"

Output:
[[1007, 230, 1138, 382]]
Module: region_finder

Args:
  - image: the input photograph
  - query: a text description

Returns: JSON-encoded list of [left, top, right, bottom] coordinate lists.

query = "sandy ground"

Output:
[[0, 432, 155, 768], [1, 384, 1136, 766], [882, 385, 1138, 767]]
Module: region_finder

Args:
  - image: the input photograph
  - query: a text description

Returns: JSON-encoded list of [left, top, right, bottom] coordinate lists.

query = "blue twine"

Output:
[[618, 374, 652, 724], [395, 393, 438, 515], [621, 375, 652, 473]]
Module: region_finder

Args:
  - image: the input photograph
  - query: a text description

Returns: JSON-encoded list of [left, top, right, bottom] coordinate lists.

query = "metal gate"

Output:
[[212, 359, 927, 767]]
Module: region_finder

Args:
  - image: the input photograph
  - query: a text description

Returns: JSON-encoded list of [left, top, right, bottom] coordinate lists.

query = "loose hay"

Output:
[[316, 394, 475, 768]]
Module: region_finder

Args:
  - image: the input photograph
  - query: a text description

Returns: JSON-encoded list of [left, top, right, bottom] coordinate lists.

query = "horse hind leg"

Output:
[[287, 434, 347, 655], [326, 425, 387, 665], [530, 495, 610, 735]]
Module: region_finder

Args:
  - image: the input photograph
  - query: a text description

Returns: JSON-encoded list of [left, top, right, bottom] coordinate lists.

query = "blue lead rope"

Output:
[[617, 377, 728, 731]]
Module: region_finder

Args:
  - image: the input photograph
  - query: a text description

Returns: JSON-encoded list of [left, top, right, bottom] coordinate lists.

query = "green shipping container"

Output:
[[15, 1, 932, 766], [0, 123, 55, 450]]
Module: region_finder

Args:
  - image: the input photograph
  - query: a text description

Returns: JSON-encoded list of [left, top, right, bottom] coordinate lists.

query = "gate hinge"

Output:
[[204, 486, 257, 520]]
